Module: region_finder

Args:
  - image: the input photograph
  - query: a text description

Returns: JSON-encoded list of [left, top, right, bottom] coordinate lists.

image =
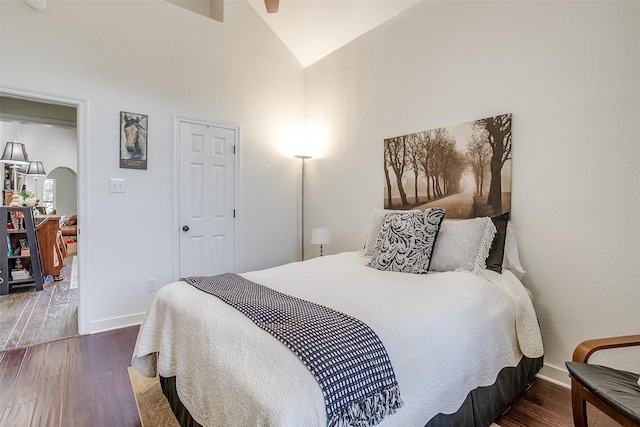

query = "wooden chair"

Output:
[[566, 335, 640, 427]]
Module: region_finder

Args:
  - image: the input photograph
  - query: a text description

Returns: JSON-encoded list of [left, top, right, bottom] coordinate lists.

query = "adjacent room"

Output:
[[0, 96, 79, 350], [0, 0, 637, 426]]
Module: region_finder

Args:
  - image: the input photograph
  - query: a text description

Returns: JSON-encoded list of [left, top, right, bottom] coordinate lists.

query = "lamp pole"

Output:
[[295, 155, 311, 261]]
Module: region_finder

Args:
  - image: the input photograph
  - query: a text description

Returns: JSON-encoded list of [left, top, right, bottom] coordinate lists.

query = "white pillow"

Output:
[[363, 208, 396, 256], [430, 217, 497, 275], [504, 224, 526, 279]]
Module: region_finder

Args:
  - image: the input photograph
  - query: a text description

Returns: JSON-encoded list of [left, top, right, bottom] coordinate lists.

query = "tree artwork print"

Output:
[[383, 113, 512, 218]]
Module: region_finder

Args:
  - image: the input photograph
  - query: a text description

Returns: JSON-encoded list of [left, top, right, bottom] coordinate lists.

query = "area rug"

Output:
[[128, 366, 180, 427]]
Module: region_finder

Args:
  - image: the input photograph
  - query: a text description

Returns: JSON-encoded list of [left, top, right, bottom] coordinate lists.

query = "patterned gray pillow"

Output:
[[363, 208, 396, 256], [367, 208, 446, 274]]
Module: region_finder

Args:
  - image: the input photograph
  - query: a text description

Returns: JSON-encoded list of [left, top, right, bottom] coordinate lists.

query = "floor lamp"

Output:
[[295, 155, 311, 261]]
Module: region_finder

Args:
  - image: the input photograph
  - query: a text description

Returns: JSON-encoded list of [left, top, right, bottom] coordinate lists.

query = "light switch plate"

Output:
[[109, 178, 126, 193]]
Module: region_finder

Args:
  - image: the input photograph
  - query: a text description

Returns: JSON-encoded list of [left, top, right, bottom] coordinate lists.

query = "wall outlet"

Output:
[[146, 278, 156, 292]]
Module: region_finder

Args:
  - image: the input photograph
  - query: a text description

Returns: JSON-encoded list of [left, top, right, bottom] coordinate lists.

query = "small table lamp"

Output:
[[26, 160, 47, 200], [311, 228, 331, 256], [0, 141, 30, 192]]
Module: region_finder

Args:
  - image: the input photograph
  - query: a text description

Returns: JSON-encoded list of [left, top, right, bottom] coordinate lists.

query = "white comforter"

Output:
[[132, 252, 543, 426]]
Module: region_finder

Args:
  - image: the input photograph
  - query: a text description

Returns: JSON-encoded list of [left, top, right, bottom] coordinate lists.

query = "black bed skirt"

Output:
[[426, 355, 543, 426], [160, 355, 543, 427]]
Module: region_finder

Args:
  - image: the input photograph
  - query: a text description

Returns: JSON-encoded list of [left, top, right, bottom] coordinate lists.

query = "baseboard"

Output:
[[88, 312, 145, 334], [536, 363, 571, 389]]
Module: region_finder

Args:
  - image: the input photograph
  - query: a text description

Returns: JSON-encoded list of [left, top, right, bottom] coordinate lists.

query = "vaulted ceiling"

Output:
[[246, 0, 421, 67], [164, 0, 421, 68]]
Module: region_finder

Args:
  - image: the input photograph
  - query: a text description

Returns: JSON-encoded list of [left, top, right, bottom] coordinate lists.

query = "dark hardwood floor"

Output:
[[0, 326, 140, 427], [0, 324, 622, 427], [495, 375, 619, 427]]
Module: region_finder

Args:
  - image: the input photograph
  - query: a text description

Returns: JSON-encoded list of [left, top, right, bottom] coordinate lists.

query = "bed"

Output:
[[132, 210, 544, 427]]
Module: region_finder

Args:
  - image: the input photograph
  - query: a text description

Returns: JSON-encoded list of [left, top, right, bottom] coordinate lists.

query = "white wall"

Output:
[[305, 0, 640, 382], [0, 0, 305, 333], [0, 121, 78, 208], [47, 166, 77, 217]]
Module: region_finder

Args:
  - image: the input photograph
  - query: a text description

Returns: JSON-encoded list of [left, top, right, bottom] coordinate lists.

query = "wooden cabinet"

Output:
[[0, 207, 44, 295], [36, 216, 65, 277]]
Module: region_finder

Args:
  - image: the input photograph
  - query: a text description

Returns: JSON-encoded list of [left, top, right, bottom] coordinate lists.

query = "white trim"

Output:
[[0, 87, 89, 335], [536, 363, 571, 389], [172, 116, 240, 281], [88, 312, 145, 334], [0, 112, 76, 128]]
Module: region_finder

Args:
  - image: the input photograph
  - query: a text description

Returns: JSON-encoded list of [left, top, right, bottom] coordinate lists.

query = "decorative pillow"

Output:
[[485, 212, 510, 274], [363, 208, 396, 256], [504, 224, 526, 279], [429, 217, 497, 275], [367, 208, 445, 274]]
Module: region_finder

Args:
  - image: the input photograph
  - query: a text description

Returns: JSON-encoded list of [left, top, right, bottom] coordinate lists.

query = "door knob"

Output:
[[182, 225, 189, 232]]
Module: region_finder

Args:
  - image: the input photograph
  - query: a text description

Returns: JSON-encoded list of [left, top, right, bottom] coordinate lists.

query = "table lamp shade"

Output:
[[311, 228, 332, 245], [0, 142, 29, 165], [26, 161, 46, 176]]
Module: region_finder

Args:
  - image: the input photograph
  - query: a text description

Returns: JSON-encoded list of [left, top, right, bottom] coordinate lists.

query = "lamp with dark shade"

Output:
[[26, 161, 47, 200], [1, 142, 29, 164], [0, 141, 30, 192], [27, 160, 46, 176]]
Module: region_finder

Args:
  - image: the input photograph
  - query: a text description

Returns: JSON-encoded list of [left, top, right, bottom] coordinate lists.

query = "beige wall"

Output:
[[304, 0, 640, 383], [0, 0, 306, 333]]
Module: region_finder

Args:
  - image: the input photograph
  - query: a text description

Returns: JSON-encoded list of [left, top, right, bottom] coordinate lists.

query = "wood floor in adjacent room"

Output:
[[0, 255, 78, 352], [0, 324, 622, 427]]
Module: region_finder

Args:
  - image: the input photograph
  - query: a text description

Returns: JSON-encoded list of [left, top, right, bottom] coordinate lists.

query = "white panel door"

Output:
[[179, 121, 236, 277]]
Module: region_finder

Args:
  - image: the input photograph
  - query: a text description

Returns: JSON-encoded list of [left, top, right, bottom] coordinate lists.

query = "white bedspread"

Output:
[[132, 252, 543, 426]]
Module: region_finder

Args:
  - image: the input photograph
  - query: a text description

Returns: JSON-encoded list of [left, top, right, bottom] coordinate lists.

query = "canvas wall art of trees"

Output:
[[383, 113, 511, 219]]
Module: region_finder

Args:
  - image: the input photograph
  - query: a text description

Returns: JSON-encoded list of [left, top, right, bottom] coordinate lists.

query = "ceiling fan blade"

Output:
[[264, 0, 279, 13]]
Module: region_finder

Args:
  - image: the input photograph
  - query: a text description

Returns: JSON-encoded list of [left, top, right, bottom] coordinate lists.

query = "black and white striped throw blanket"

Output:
[[181, 273, 403, 427]]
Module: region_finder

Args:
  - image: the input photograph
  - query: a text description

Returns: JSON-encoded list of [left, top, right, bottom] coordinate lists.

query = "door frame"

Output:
[[172, 116, 240, 281], [0, 86, 88, 334]]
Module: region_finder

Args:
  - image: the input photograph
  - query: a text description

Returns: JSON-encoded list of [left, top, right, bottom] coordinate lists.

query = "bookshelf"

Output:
[[0, 206, 44, 295]]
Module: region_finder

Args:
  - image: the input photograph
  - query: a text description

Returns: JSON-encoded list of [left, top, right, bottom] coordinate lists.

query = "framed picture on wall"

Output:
[[383, 113, 512, 219], [120, 111, 148, 170]]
